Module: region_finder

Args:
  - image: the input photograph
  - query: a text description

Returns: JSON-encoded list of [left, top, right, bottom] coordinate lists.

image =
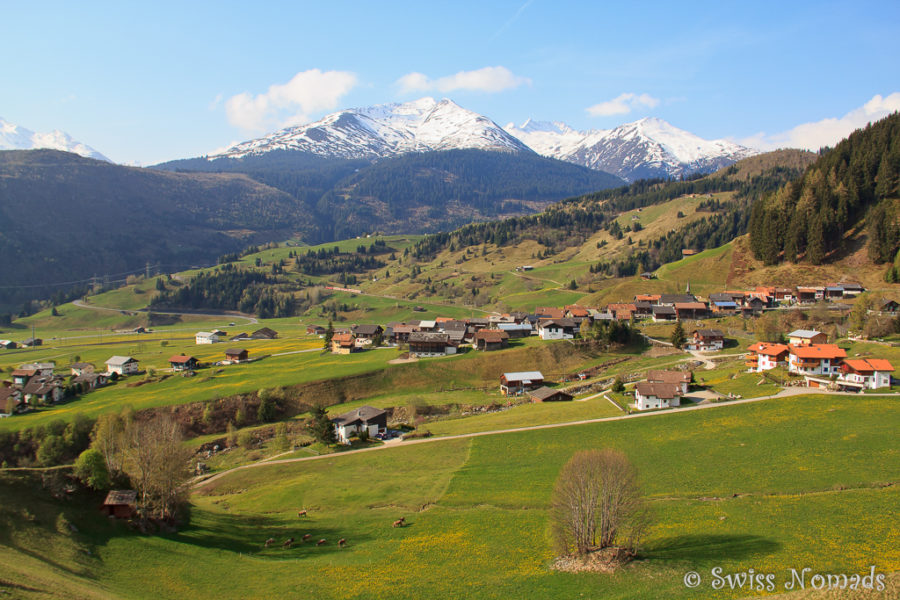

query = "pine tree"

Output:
[[670, 320, 686, 349], [308, 406, 337, 444], [323, 320, 334, 351]]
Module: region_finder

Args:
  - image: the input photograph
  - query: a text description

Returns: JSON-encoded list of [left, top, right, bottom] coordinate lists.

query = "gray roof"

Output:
[[502, 371, 544, 383], [331, 405, 387, 426], [106, 356, 137, 366], [788, 329, 822, 339], [530, 386, 573, 401], [408, 331, 450, 343]]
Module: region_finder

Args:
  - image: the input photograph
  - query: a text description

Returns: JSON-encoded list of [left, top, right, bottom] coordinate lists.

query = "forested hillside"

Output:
[[749, 112, 900, 267]]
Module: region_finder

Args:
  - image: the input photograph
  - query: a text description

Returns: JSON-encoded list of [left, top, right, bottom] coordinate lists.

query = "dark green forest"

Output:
[[749, 112, 900, 266]]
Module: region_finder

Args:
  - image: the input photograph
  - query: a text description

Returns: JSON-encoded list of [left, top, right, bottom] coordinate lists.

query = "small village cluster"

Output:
[[2, 280, 896, 419], [0, 327, 281, 415]]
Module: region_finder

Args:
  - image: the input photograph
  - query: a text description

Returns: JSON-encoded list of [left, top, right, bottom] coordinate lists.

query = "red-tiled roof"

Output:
[[789, 344, 847, 360], [748, 342, 790, 357]]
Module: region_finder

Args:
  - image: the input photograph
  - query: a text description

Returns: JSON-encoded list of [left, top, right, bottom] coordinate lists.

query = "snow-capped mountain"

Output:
[[505, 117, 757, 181], [210, 97, 531, 160], [0, 117, 109, 161]]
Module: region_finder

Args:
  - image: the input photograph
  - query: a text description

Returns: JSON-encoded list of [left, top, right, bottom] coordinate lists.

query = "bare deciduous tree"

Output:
[[550, 449, 649, 557], [123, 414, 192, 520]]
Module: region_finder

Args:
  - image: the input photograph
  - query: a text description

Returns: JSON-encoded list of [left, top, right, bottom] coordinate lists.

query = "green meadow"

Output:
[[2, 394, 898, 599]]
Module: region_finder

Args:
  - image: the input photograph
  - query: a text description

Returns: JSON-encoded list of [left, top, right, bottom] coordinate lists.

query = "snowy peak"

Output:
[[0, 117, 109, 161], [211, 98, 531, 160], [505, 116, 756, 181]]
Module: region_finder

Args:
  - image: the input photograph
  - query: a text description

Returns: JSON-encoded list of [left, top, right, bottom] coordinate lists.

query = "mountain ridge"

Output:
[[0, 117, 109, 161]]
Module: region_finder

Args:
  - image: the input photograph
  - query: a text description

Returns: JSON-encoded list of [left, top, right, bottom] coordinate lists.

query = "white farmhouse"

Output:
[[195, 331, 220, 344]]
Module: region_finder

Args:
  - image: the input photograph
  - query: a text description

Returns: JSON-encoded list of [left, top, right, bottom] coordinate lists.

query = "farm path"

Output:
[[193, 387, 900, 489], [506, 269, 564, 289]]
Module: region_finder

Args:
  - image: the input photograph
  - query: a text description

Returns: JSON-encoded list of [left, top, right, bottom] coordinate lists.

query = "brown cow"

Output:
[[264, 537, 276, 548], [316, 539, 326, 546], [297, 509, 308, 517], [283, 537, 294, 548], [338, 538, 347, 548], [392, 519, 405, 528], [302, 533, 313, 542]]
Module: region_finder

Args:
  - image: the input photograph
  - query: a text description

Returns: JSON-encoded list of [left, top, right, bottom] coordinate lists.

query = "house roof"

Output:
[[332, 333, 355, 347], [647, 370, 691, 384], [634, 294, 660, 302], [788, 329, 823, 339], [11, 368, 37, 377], [652, 306, 676, 315], [331, 405, 387, 426], [659, 294, 696, 304], [608, 303, 637, 312], [635, 381, 682, 400], [225, 348, 247, 356], [106, 356, 137, 366], [540, 318, 577, 328], [502, 371, 545, 383], [70, 362, 93, 370], [391, 325, 415, 334], [567, 307, 590, 317], [842, 358, 894, 373], [352, 324, 382, 335], [675, 302, 707, 310], [692, 329, 724, 338], [196, 331, 216, 337], [168, 355, 197, 364], [713, 301, 738, 308], [535, 307, 565, 318], [439, 320, 468, 331], [23, 377, 62, 396], [789, 344, 847, 360], [250, 327, 278, 339], [747, 342, 790, 357], [417, 320, 437, 329], [103, 490, 137, 506], [497, 322, 532, 331], [530, 386, 572, 401], [474, 330, 509, 343], [408, 331, 449, 343]]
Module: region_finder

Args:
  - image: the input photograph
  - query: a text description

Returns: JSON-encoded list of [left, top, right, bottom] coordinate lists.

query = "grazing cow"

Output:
[[297, 509, 308, 517], [283, 537, 294, 548], [338, 538, 347, 548], [302, 534, 312, 542], [316, 539, 326, 546], [392, 519, 405, 528], [264, 537, 276, 548]]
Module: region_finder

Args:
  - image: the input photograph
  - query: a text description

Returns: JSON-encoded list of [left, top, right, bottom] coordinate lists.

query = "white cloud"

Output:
[[397, 66, 530, 94], [224, 69, 358, 133], [741, 92, 900, 151], [586, 93, 660, 117]]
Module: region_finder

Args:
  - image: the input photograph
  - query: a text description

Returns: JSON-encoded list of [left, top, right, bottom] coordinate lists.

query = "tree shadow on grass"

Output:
[[641, 534, 780, 563], [168, 509, 370, 559]]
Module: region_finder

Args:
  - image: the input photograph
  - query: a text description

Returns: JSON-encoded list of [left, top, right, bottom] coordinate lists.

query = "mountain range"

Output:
[[201, 98, 757, 182], [0, 117, 109, 162]]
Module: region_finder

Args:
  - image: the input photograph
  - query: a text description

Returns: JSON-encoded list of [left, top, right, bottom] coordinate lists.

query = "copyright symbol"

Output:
[[683, 571, 701, 588]]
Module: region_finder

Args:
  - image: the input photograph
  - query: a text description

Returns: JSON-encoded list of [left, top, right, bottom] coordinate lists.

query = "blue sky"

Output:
[[2, 0, 899, 164]]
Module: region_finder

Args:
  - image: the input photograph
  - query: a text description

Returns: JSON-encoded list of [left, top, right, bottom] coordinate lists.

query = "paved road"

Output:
[[73, 299, 259, 324], [192, 387, 900, 489]]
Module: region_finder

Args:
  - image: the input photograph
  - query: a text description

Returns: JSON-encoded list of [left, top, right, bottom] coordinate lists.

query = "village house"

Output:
[[23, 376, 65, 404], [538, 318, 577, 340], [71, 371, 108, 391], [634, 382, 682, 410], [740, 296, 766, 317], [249, 327, 278, 340], [607, 303, 637, 320], [331, 405, 388, 444], [879, 299, 899, 314], [647, 370, 691, 394], [0, 340, 17, 349], [658, 294, 696, 306], [535, 307, 566, 319], [415, 320, 438, 332], [838, 359, 894, 390], [169, 354, 199, 371], [70, 362, 95, 376], [796, 287, 825, 303], [387, 323, 415, 344], [195, 331, 220, 344], [824, 286, 844, 300], [306, 325, 326, 335], [686, 329, 725, 352], [651, 305, 677, 322], [634, 294, 661, 304], [101, 490, 137, 519], [837, 282, 865, 296], [474, 329, 509, 351], [500, 371, 545, 396], [407, 332, 456, 357], [497, 322, 532, 338], [105, 356, 139, 376], [675, 302, 709, 320], [745, 342, 790, 372], [529, 386, 573, 403], [225, 348, 249, 363], [788, 329, 827, 346], [788, 344, 847, 376], [21, 337, 42, 347], [711, 300, 738, 315], [11, 368, 39, 386], [0, 386, 23, 414], [351, 324, 384, 341], [565, 305, 590, 319], [20, 362, 55, 377], [331, 333, 358, 354]]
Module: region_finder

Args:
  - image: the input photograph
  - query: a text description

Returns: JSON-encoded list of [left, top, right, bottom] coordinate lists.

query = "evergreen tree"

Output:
[[308, 406, 337, 444], [670, 320, 686, 349], [323, 320, 334, 351]]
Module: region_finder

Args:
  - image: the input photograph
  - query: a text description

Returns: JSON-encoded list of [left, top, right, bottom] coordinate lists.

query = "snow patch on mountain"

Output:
[[211, 98, 531, 160], [0, 117, 109, 161], [505, 116, 757, 181]]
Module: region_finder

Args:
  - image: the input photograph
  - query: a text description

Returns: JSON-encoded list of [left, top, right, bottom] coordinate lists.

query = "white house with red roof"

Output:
[[746, 342, 790, 372], [788, 344, 847, 376], [839, 359, 894, 390]]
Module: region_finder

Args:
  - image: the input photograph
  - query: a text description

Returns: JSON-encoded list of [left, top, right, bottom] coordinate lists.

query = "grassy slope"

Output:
[[3, 394, 897, 599]]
